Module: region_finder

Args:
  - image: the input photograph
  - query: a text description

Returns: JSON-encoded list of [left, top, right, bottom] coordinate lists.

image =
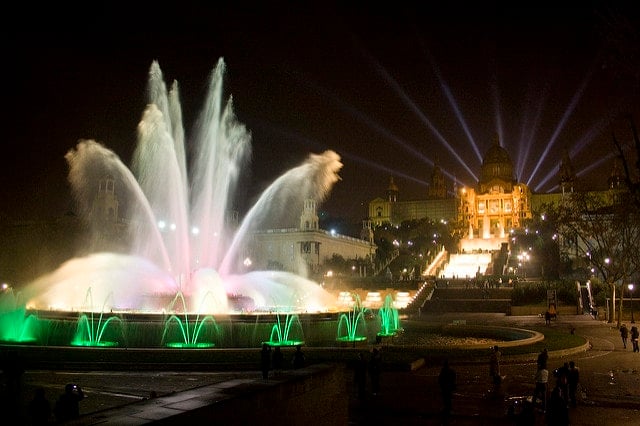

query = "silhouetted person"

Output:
[[272, 346, 284, 376], [489, 345, 501, 386], [631, 325, 640, 352], [54, 384, 84, 423], [438, 359, 457, 417], [537, 348, 549, 369], [553, 362, 570, 407], [260, 343, 271, 379], [546, 384, 569, 425], [532, 365, 549, 412], [620, 323, 629, 349], [353, 352, 367, 399], [28, 387, 51, 425], [369, 347, 382, 395], [567, 361, 580, 407], [1, 351, 25, 423], [292, 345, 305, 369]]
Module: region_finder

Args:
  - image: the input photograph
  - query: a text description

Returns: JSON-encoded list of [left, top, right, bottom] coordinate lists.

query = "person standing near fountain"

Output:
[[354, 352, 367, 400], [27, 387, 51, 425], [537, 348, 549, 369], [260, 344, 271, 380], [438, 359, 456, 417], [292, 345, 305, 369], [54, 384, 84, 422], [272, 346, 284, 376], [489, 345, 502, 388], [532, 364, 549, 412], [369, 347, 382, 395]]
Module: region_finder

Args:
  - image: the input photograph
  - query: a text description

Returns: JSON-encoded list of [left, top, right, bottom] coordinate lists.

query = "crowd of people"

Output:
[[22, 383, 85, 424], [528, 349, 581, 425], [260, 343, 307, 380], [620, 323, 639, 352]]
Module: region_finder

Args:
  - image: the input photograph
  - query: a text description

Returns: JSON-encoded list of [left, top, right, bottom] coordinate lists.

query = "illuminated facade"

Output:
[[368, 140, 532, 239], [368, 165, 458, 227], [250, 199, 377, 277], [458, 141, 532, 239]]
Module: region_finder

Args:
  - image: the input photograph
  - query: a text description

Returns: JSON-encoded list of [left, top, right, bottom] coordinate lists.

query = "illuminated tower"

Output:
[[387, 176, 399, 202], [428, 159, 447, 199], [559, 147, 576, 195], [91, 175, 119, 224], [300, 199, 319, 230]]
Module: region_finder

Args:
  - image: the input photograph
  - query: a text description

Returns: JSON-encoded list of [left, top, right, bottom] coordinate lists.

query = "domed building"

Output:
[[368, 139, 533, 252], [458, 139, 532, 251]]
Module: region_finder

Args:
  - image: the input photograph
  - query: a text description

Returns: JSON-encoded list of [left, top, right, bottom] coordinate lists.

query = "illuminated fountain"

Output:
[[336, 294, 369, 344], [377, 294, 403, 339], [70, 289, 124, 347], [264, 311, 305, 347], [0, 289, 39, 344], [21, 58, 342, 317], [161, 292, 220, 348]]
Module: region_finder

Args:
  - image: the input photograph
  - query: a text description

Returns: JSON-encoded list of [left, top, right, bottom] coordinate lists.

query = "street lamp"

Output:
[[629, 283, 635, 324]]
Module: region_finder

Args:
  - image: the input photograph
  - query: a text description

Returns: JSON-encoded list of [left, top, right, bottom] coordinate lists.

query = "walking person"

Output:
[[438, 359, 457, 417], [567, 361, 580, 407], [620, 323, 629, 349], [260, 343, 271, 379], [631, 325, 639, 352], [532, 365, 549, 412]]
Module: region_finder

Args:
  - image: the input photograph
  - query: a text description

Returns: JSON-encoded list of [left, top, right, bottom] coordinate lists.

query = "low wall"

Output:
[[163, 363, 348, 425]]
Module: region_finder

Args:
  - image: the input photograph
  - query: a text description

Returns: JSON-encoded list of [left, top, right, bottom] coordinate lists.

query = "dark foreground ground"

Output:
[[2, 313, 639, 425]]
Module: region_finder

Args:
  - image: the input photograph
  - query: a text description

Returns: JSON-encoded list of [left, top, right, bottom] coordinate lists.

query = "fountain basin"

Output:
[[5, 309, 376, 349]]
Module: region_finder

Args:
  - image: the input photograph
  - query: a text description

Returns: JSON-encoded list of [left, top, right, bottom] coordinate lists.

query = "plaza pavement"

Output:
[[349, 312, 640, 425], [8, 313, 640, 425]]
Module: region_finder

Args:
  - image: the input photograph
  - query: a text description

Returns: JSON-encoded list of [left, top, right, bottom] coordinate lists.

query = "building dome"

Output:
[[480, 140, 514, 185]]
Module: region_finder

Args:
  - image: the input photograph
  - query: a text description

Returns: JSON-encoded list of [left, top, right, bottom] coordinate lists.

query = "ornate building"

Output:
[[368, 140, 532, 246], [250, 199, 376, 277], [458, 140, 532, 248], [368, 163, 458, 227]]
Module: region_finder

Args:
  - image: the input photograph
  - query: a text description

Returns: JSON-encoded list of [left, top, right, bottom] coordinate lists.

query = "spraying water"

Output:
[[25, 58, 342, 314]]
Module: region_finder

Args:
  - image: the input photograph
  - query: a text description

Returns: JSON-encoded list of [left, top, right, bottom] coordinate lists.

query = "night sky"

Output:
[[3, 2, 639, 226]]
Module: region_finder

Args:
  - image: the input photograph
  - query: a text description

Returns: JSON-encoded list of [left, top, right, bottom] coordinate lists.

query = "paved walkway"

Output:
[[348, 313, 640, 425], [5, 313, 640, 425]]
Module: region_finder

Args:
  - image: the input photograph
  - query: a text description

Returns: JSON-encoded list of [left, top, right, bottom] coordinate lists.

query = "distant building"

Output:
[[368, 139, 532, 248], [250, 199, 377, 277], [367, 138, 626, 259], [457, 140, 532, 251], [368, 163, 458, 227]]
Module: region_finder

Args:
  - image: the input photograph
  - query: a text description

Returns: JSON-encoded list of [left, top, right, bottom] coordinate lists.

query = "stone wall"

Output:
[[155, 363, 348, 425]]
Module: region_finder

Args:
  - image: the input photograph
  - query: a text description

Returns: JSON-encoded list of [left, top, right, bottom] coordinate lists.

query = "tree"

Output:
[[553, 190, 640, 325]]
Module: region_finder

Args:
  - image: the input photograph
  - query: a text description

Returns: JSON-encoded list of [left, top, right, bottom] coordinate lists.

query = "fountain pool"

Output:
[[19, 57, 342, 318]]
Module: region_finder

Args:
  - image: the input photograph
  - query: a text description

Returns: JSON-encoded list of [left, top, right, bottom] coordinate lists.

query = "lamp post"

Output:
[[629, 283, 635, 324]]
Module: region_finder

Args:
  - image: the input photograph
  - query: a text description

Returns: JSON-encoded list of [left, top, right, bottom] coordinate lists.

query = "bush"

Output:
[[511, 280, 581, 306], [511, 282, 547, 305]]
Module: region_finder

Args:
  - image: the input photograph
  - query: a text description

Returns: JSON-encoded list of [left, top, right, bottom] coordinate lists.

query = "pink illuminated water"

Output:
[[24, 59, 342, 314]]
